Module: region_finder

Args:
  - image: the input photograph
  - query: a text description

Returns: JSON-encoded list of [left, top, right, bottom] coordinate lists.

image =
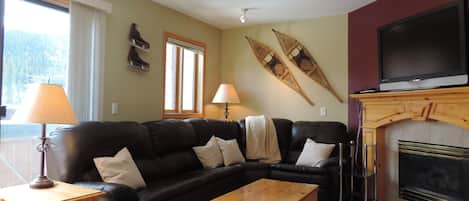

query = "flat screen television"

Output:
[[378, 1, 467, 91]]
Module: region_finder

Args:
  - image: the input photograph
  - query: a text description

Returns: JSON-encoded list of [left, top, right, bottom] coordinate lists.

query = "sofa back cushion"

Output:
[[184, 118, 213, 145], [207, 119, 241, 141], [271, 119, 293, 162], [185, 118, 243, 151], [142, 120, 202, 180], [134, 152, 202, 182], [48, 121, 153, 183], [287, 121, 349, 164]]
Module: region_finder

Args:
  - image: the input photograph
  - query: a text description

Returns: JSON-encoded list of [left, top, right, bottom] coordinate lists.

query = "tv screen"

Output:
[[378, 2, 467, 85]]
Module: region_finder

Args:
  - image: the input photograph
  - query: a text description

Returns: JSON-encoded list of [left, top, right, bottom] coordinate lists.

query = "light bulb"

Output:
[[240, 15, 246, 23], [240, 8, 248, 23]]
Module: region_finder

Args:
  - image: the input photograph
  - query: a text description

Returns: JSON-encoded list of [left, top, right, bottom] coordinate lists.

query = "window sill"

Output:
[[162, 113, 204, 119]]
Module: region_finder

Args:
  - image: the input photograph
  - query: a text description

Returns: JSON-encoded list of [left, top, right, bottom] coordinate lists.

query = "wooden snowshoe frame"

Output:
[[272, 29, 343, 103], [245, 36, 315, 106]]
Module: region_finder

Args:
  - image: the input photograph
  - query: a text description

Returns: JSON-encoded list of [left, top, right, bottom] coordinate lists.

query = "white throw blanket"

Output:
[[245, 115, 281, 163]]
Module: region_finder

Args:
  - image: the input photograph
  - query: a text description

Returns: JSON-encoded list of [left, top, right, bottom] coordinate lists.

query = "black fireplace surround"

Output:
[[399, 140, 469, 201]]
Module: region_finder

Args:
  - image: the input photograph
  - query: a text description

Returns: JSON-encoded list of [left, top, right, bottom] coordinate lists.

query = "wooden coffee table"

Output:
[[212, 179, 318, 201]]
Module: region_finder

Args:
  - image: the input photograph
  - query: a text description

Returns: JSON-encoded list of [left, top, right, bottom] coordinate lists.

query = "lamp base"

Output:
[[29, 176, 54, 189], [224, 102, 229, 121]]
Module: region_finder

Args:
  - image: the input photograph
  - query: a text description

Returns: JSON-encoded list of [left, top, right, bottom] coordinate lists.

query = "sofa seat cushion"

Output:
[[138, 171, 205, 201], [269, 170, 330, 187], [138, 166, 243, 201], [270, 163, 328, 175], [269, 163, 331, 187], [75, 182, 139, 201], [240, 161, 270, 171], [200, 165, 244, 182], [240, 162, 270, 183]]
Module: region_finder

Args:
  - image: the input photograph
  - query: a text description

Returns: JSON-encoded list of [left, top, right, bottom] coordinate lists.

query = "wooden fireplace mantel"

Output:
[[350, 86, 469, 201]]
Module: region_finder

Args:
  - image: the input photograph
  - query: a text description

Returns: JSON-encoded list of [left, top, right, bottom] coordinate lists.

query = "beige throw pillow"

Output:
[[193, 136, 224, 169], [93, 147, 146, 189], [296, 138, 335, 167], [216, 137, 245, 166]]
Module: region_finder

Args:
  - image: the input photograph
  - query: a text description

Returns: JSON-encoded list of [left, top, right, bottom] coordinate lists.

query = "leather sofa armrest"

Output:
[[74, 182, 139, 201]]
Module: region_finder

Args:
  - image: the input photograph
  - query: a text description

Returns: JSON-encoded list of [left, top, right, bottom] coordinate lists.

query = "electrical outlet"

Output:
[[320, 107, 327, 117], [112, 102, 119, 115]]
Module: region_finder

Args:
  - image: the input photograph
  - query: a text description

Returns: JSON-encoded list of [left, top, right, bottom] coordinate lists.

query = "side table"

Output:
[[0, 181, 105, 201]]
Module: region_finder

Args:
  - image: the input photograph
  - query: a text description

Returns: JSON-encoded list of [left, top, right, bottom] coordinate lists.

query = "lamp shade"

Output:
[[212, 84, 240, 104], [12, 83, 78, 125]]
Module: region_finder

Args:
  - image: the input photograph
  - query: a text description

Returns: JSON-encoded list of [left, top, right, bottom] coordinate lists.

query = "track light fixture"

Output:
[[240, 8, 248, 23]]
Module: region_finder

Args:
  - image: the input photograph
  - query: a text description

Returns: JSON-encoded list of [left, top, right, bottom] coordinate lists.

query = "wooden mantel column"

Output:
[[350, 86, 469, 201]]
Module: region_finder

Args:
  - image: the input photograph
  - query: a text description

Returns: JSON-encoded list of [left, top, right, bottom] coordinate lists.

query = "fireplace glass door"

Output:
[[398, 140, 469, 201]]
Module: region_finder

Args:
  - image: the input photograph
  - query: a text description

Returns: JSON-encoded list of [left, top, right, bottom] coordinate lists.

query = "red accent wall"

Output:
[[348, 0, 452, 132]]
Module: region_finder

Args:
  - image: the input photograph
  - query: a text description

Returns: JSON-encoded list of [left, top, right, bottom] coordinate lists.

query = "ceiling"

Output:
[[152, 0, 376, 29]]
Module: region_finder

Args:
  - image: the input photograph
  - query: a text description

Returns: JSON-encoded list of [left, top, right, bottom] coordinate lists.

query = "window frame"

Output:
[[162, 32, 206, 119], [0, 0, 71, 187], [26, 0, 69, 12]]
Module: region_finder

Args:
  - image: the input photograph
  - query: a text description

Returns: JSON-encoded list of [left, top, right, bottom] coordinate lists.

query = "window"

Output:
[[0, 0, 70, 187], [163, 33, 205, 118]]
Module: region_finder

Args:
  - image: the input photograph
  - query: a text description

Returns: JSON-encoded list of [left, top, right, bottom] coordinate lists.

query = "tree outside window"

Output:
[[0, 0, 70, 187]]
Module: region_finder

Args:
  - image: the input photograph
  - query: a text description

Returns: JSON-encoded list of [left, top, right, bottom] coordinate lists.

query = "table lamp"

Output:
[[212, 84, 240, 120], [12, 83, 78, 189]]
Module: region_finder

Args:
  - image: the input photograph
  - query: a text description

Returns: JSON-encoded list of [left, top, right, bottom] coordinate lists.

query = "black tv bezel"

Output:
[[377, 1, 467, 84]]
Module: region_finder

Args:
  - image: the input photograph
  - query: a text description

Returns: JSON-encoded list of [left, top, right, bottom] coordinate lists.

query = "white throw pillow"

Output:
[[93, 147, 146, 189], [193, 136, 224, 169], [296, 138, 335, 167], [216, 137, 245, 166]]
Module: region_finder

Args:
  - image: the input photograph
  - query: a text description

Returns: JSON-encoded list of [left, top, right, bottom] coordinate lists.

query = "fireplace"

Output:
[[398, 140, 469, 201], [351, 87, 469, 200]]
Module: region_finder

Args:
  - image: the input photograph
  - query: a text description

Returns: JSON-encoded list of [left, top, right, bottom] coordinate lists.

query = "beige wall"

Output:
[[220, 15, 348, 124], [102, 0, 348, 123], [103, 0, 222, 122]]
